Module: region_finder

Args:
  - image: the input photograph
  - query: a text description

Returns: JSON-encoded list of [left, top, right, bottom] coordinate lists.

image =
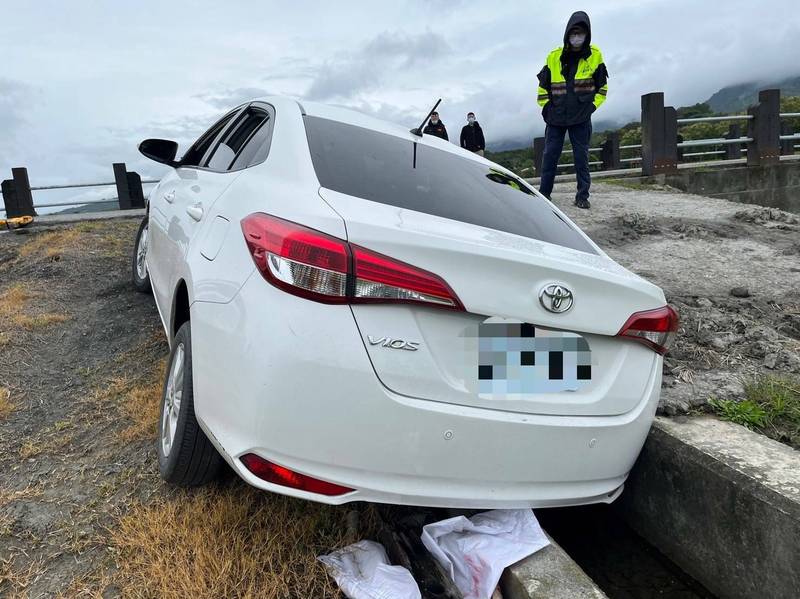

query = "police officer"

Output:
[[536, 11, 608, 208], [423, 111, 449, 141]]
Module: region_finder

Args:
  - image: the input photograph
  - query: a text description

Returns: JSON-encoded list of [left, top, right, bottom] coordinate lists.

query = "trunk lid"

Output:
[[321, 188, 665, 417]]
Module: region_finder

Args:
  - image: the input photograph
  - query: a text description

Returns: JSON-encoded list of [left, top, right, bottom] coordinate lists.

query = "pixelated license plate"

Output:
[[477, 318, 592, 395]]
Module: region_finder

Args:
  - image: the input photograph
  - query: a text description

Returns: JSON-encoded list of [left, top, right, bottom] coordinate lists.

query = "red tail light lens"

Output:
[[242, 213, 463, 310], [352, 245, 463, 309], [240, 453, 354, 496], [617, 305, 679, 355], [241, 213, 350, 303]]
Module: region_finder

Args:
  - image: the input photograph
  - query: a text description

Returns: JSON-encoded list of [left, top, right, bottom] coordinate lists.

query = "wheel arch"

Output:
[[171, 278, 191, 342]]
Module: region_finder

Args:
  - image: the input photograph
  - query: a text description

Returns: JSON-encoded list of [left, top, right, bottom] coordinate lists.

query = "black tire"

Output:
[[132, 217, 152, 293], [158, 321, 223, 487]]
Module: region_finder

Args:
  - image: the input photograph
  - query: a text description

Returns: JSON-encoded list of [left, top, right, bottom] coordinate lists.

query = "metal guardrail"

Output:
[[534, 90, 798, 177], [30, 180, 158, 191], [560, 147, 602, 155], [557, 161, 602, 169], [1, 163, 151, 217], [677, 115, 753, 124], [677, 136, 753, 148]]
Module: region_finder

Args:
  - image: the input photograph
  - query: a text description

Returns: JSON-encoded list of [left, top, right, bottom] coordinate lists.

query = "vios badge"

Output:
[[539, 284, 574, 314]]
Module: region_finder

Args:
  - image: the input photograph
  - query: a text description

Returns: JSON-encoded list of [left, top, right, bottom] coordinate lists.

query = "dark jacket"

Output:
[[537, 11, 608, 127], [423, 120, 449, 141], [460, 122, 485, 152]]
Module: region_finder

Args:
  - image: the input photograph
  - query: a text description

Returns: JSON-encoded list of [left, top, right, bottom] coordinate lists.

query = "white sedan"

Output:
[[132, 97, 677, 508]]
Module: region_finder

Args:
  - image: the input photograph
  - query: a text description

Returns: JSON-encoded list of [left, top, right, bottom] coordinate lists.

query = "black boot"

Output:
[[574, 199, 591, 209]]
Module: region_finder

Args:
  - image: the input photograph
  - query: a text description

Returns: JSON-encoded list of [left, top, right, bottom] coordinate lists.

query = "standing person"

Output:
[[536, 11, 608, 209], [460, 112, 486, 156], [423, 111, 449, 141]]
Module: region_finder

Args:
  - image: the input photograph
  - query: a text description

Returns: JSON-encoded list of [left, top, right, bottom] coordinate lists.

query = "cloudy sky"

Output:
[[1, 0, 798, 205]]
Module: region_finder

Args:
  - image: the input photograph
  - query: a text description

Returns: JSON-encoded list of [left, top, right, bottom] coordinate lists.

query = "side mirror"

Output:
[[139, 139, 179, 167]]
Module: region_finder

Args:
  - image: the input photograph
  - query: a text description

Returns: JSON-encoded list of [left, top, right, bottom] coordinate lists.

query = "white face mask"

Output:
[[569, 33, 586, 49], [468, 117, 475, 124], [431, 118, 439, 124]]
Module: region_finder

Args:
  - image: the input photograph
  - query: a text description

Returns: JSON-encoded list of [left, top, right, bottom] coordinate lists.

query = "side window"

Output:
[[205, 107, 271, 172], [180, 108, 240, 167], [230, 106, 275, 170]]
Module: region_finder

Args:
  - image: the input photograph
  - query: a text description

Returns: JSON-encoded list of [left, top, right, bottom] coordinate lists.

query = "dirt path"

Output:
[[552, 181, 800, 444], [0, 219, 358, 598]]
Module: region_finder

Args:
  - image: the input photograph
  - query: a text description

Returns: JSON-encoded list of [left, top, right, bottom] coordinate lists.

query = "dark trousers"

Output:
[[538, 119, 592, 202]]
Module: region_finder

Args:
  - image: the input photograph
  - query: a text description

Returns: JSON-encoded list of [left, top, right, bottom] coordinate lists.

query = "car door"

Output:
[[149, 107, 242, 318], [186, 103, 276, 304], [163, 104, 274, 320]]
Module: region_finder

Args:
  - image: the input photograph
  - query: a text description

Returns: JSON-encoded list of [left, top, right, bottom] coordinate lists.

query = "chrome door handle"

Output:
[[186, 203, 204, 222], [163, 190, 175, 203]]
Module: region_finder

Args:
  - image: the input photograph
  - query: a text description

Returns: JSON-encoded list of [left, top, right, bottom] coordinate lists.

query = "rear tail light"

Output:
[[352, 245, 463, 309], [241, 213, 349, 303], [242, 213, 463, 309], [240, 453, 354, 496], [617, 305, 679, 355]]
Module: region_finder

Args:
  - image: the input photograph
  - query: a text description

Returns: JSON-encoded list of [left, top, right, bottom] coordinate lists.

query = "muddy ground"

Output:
[[552, 181, 800, 442]]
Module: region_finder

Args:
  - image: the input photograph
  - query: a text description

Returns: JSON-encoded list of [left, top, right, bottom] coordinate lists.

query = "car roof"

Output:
[[251, 95, 470, 156]]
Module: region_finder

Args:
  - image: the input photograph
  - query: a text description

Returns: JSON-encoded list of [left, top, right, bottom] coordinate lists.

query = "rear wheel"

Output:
[[158, 321, 223, 486], [132, 217, 151, 293]]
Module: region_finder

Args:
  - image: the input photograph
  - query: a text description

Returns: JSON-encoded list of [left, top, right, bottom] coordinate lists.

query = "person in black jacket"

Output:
[[460, 112, 486, 156], [423, 111, 448, 141]]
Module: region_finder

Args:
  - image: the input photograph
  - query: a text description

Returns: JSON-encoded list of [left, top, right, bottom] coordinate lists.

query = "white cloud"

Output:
[[0, 0, 798, 183]]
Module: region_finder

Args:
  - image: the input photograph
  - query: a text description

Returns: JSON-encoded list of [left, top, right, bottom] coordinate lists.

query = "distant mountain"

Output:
[[705, 75, 800, 113]]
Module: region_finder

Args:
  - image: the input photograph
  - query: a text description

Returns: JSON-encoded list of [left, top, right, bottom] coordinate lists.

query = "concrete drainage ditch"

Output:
[[512, 415, 799, 599]]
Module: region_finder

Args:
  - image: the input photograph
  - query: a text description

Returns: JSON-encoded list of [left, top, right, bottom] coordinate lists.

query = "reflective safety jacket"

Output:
[[537, 11, 608, 127]]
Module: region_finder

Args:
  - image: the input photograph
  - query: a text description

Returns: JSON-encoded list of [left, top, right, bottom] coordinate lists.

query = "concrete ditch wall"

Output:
[[617, 417, 800, 599], [662, 161, 800, 213]]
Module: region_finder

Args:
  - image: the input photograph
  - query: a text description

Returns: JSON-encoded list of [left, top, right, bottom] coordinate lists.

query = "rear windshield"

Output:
[[304, 116, 596, 254]]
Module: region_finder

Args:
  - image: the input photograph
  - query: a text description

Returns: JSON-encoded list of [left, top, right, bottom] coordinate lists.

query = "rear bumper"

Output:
[[191, 274, 661, 509]]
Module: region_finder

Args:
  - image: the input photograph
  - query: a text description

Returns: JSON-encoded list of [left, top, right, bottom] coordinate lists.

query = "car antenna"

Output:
[[410, 98, 441, 137]]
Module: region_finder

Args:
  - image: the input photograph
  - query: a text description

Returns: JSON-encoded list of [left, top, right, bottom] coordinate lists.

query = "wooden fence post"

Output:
[[724, 124, 742, 159], [780, 121, 794, 155], [600, 132, 621, 170], [746, 89, 780, 167], [113, 163, 145, 210], [641, 92, 678, 176], [1, 167, 37, 218]]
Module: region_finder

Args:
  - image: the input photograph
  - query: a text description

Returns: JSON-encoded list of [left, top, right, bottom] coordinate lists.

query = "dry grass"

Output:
[[0, 283, 70, 331], [15, 312, 71, 330], [0, 387, 12, 420], [0, 284, 34, 316], [92, 356, 167, 443], [16, 228, 82, 261], [120, 378, 163, 442], [18, 430, 74, 459], [0, 557, 44, 599], [111, 485, 358, 598], [0, 484, 45, 507]]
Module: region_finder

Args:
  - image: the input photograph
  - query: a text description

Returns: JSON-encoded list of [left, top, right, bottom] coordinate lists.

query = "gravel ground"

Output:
[[551, 181, 800, 428]]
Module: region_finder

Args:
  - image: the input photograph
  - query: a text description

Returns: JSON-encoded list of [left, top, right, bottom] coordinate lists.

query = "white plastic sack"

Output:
[[318, 540, 421, 599], [421, 509, 549, 599]]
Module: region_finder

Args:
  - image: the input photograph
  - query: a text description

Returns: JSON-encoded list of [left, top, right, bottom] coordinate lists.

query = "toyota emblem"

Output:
[[539, 284, 574, 313]]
